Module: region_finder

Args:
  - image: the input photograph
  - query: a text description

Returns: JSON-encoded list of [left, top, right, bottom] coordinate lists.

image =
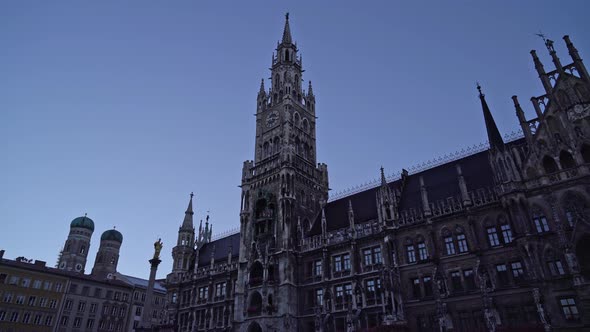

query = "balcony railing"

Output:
[[300, 221, 381, 252]]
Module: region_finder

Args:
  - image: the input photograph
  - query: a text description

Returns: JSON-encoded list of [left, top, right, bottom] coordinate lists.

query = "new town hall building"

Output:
[[165, 16, 590, 332]]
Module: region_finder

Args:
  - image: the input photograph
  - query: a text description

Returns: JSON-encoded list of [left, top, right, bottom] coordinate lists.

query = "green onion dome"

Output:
[[101, 229, 123, 243], [70, 216, 95, 231]]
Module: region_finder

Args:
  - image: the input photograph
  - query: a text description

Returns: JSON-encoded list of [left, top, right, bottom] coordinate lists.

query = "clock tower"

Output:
[[234, 14, 329, 331]]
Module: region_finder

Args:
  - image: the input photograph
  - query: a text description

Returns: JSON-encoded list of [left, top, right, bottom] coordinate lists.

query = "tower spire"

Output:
[[380, 166, 387, 186], [477, 83, 504, 151], [259, 79, 265, 94], [182, 192, 194, 229], [282, 12, 292, 44], [564, 35, 590, 83]]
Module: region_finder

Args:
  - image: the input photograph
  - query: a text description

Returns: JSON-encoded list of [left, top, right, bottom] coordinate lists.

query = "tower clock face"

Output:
[[266, 111, 279, 128]]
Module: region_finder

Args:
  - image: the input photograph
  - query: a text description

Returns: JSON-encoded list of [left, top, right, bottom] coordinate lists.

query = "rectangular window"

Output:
[[363, 248, 373, 266], [464, 269, 476, 290], [366, 279, 375, 295], [73, 317, 81, 328], [64, 299, 73, 310], [28, 295, 36, 306], [55, 282, 63, 292], [21, 278, 31, 287], [103, 305, 109, 315], [198, 286, 208, 303], [16, 295, 25, 304], [534, 216, 550, 233], [335, 285, 344, 303], [90, 303, 97, 313], [511, 261, 525, 283], [406, 245, 416, 263], [3, 292, 12, 303], [122, 293, 128, 301], [313, 260, 322, 276], [9, 276, 19, 285], [548, 260, 566, 276], [560, 298, 579, 320], [344, 284, 352, 302], [0, 274, 6, 284], [69, 283, 78, 293], [450, 271, 462, 292], [373, 247, 382, 264], [94, 287, 102, 298], [496, 264, 509, 286], [0, 311, 5, 321], [60, 315, 69, 326], [33, 314, 41, 325], [32, 280, 42, 289], [444, 236, 456, 255], [87, 318, 95, 329], [343, 253, 351, 270], [49, 299, 57, 309], [10, 312, 19, 322], [423, 276, 432, 297], [43, 281, 52, 290], [114, 292, 121, 301], [39, 297, 47, 307], [136, 307, 142, 316], [457, 234, 469, 253], [45, 315, 53, 326], [487, 227, 500, 247], [78, 301, 86, 312], [500, 224, 513, 243], [334, 255, 342, 272], [417, 243, 428, 261], [215, 282, 226, 298], [22, 312, 31, 323], [315, 288, 323, 306]]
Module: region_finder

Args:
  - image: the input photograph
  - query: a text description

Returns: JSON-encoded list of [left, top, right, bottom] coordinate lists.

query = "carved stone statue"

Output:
[[153, 238, 163, 259]]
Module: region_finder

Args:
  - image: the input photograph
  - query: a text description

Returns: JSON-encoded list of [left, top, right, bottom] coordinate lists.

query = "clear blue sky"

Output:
[[1, 1, 588, 279]]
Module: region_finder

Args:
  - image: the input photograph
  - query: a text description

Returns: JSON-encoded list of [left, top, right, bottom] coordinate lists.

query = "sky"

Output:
[[1, 1, 589, 280]]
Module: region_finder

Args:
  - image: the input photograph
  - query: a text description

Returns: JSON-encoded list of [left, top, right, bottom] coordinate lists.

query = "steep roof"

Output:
[[197, 232, 240, 267], [308, 144, 509, 235]]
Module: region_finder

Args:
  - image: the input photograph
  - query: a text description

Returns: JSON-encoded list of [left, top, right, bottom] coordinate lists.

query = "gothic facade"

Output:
[[164, 16, 590, 332]]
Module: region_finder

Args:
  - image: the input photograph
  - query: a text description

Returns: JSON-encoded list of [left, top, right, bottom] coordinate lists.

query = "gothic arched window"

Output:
[[248, 291, 262, 316], [542, 156, 558, 174], [263, 142, 270, 159], [560, 150, 576, 169], [532, 208, 550, 233]]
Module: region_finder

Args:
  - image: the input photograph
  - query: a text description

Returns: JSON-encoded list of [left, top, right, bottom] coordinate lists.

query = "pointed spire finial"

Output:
[[282, 13, 293, 44], [308, 81, 313, 95], [476, 83, 504, 151], [380, 166, 387, 185], [186, 192, 194, 215], [476, 82, 483, 97], [259, 79, 265, 93]]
